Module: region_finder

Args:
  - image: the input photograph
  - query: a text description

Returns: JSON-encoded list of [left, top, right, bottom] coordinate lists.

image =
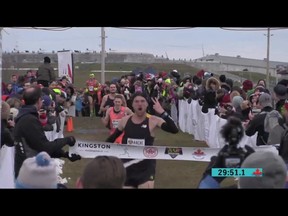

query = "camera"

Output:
[[219, 118, 246, 168], [221, 145, 246, 168], [252, 108, 261, 114], [224, 104, 233, 112]]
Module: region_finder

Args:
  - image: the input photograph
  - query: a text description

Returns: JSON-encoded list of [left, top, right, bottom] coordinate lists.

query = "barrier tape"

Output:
[[69, 140, 279, 163]]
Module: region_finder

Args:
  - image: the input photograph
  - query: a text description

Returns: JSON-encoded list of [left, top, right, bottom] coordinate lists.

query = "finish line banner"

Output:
[[69, 140, 278, 162]]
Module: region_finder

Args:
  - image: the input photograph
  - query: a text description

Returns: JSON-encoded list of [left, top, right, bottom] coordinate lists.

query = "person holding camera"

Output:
[[199, 116, 287, 188], [245, 93, 278, 146], [198, 116, 255, 188], [13, 86, 81, 178]]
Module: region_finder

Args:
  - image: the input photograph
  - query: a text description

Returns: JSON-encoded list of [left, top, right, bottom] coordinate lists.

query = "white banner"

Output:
[[178, 99, 258, 148], [0, 145, 15, 188], [57, 50, 73, 83], [69, 140, 279, 162]]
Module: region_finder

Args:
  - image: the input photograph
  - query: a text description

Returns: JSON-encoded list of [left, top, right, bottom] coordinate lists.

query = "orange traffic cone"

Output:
[[66, 116, 74, 132]]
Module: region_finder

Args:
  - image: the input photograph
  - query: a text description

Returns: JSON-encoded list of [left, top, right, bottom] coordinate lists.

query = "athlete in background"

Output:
[[85, 74, 100, 117], [102, 95, 133, 144]]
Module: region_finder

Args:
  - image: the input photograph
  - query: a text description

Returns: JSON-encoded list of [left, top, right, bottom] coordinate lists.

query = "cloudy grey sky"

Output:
[[2, 27, 288, 62]]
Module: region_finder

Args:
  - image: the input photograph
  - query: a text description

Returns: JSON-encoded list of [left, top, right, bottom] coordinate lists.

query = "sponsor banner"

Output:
[[69, 140, 279, 162], [57, 50, 73, 83]]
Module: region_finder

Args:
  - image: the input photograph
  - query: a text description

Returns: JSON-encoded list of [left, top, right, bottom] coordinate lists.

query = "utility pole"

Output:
[[101, 27, 106, 84], [266, 27, 271, 88], [202, 44, 205, 57]]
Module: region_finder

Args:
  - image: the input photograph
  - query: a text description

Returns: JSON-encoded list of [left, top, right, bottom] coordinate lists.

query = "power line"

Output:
[[31, 27, 73, 31], [220, 27, 288, 31], [5, 27, 73, 31], [113, 27, 195, 30], [114, 27, 288, 31]]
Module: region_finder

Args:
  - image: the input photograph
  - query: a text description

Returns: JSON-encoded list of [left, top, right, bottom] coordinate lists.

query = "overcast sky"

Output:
[[2, 27, 288, 62]]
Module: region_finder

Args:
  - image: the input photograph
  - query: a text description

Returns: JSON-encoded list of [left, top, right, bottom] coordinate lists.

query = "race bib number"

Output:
[[127, 138, 145, 146], [112, 119, 120, 128], [88, 86, 94, 91]]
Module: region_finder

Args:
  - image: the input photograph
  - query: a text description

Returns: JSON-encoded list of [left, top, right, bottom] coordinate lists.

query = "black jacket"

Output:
[[1, 119, 14, 147], [279, 126, 288, 163], [13, 105, 70, 178], [245, 106, 274, 146]]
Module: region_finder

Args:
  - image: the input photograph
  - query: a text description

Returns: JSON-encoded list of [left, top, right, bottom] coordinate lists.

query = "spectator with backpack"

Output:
[[245, 93, 276, 146]]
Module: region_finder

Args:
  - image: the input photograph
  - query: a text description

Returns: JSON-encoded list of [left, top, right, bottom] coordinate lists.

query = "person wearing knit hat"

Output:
[[225, 78, 233, 89], [232, 96, 244, 111], [219, 74, 226, 83], [258, 92, 273, 108], [274, 84, 287, 99], [41, 94, 52, 108], [242, 80, 253, 92], [15, 151, 58, 188], [221, 93, 231, 104], [239, 151, 287, 188], [158, 71, 168, 79]]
